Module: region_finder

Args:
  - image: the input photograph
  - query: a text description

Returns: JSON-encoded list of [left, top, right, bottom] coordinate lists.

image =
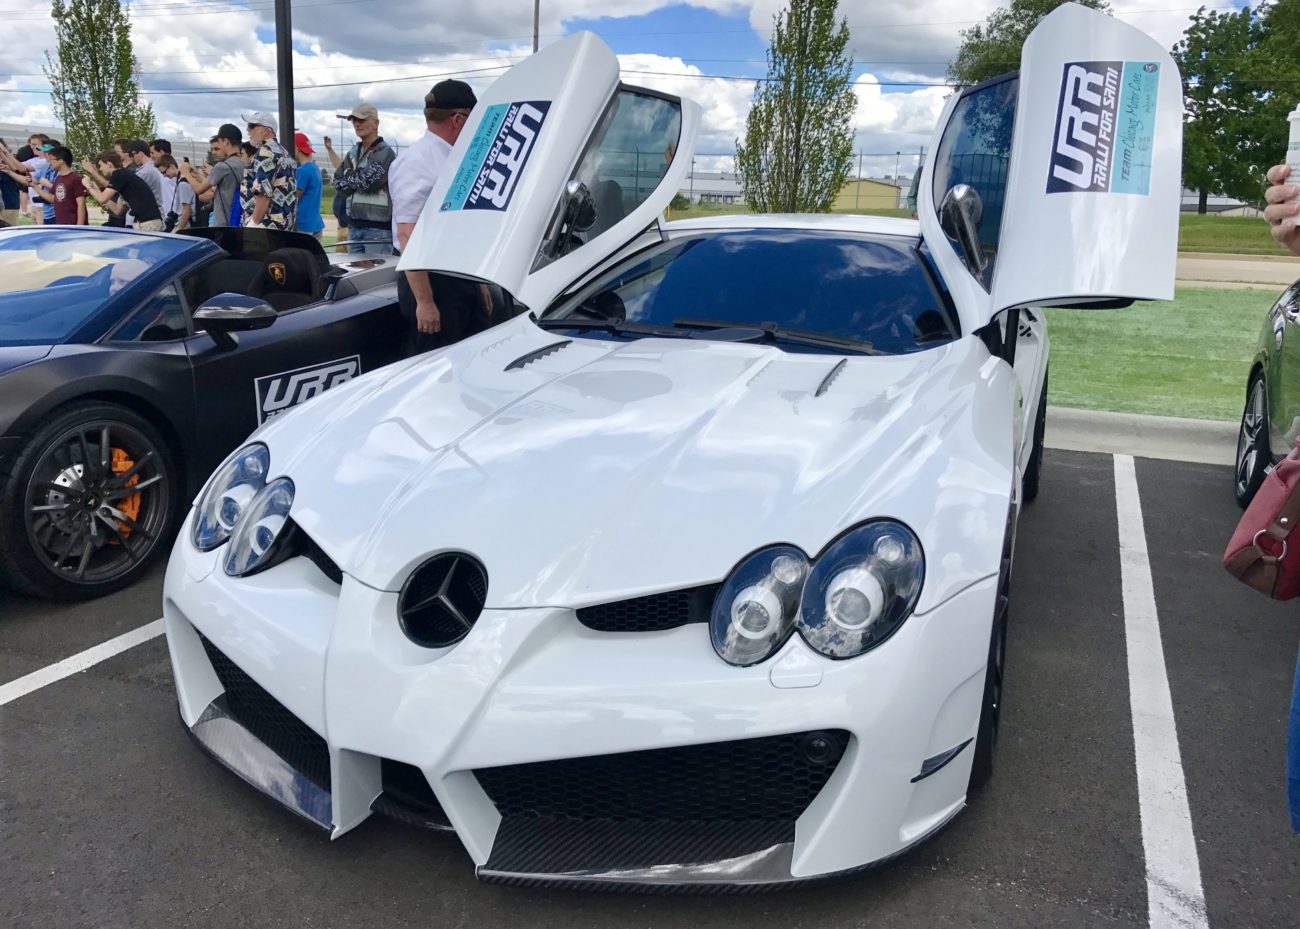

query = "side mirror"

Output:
[[194, 293, 276, 351], [939, 184, 986, 277], [564, 179, 597, 233]]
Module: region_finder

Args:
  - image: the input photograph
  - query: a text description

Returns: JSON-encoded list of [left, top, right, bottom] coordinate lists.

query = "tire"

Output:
[[1021, 367, 1048, 503], [968, 528, 1011, 792], [0, 401, 178, 601], [1235, 373, 1271, 509]]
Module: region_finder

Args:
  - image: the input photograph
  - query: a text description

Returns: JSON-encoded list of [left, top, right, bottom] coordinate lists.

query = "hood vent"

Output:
[[505, 339, 573, 371], [814, 358, 847, 397], [398, 553, 488, 648]]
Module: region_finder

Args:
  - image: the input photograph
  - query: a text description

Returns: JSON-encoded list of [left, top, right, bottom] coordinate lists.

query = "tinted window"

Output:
[[931, 74, 1018, 287], [0, 229, 192, 345], [109, 283, 189, 342], [547, 230, 955, 355], [535, 89, 681, 268]]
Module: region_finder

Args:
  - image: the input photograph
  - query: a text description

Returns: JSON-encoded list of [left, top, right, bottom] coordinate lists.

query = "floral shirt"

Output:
[[241, 139, 297, 230]]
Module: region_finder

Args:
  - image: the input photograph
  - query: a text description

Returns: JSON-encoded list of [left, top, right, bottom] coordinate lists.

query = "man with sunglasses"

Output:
[[240, 111, 297, 230], [329, 103, 395, 254], [389, 79, 494, 355]]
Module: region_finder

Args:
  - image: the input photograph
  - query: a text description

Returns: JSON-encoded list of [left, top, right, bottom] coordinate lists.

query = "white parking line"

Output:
[[1113, 455, 1209, 929], [0, 619, 164, 708]]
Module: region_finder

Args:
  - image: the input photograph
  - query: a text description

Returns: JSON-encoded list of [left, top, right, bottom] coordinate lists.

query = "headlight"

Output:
[[223, 478, 295, 577], [798, 521, 924, 658], [192, 444, 270, 551], [710, 545, 809, 666]]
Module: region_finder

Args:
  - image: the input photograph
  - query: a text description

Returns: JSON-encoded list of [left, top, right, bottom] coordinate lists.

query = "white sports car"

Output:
[[163, 4, 1180, 890]]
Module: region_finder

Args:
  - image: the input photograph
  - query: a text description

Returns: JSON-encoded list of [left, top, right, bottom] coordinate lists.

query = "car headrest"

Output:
[[260, 247, 319, 295]]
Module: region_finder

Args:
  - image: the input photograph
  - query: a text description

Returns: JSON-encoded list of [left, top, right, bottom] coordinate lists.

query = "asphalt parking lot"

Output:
[[1, 448, 1297, 928]]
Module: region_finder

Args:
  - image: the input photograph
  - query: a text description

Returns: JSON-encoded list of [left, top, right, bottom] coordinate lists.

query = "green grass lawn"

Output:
[[1178, 213, 1288, 255], [1044, 285, 1274, 422]]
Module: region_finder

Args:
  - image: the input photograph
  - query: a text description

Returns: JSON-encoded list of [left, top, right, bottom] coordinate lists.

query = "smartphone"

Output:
[[183, 156, 190, 164]]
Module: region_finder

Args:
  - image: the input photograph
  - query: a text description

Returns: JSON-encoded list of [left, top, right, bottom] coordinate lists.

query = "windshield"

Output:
[[544, 230, 957, 355], [0, 229, 192, 346]]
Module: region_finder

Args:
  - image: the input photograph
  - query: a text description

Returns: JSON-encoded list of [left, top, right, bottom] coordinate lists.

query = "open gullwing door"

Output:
[[398, 31, 700, 313]]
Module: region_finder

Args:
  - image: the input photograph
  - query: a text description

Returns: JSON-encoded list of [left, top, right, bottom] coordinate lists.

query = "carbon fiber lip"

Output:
[[183, 697, 333, 832], [476, 806, 964, 894]]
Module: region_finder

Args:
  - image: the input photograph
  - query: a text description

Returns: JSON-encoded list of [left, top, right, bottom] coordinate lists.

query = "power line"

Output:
[[0, 2, 1242, 23]]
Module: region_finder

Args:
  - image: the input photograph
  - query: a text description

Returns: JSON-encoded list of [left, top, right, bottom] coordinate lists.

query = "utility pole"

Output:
[[894, 151, 900, 183], [533, 0, 540, 52], [855, 151, 863, 210], [274, 0, 294, 149]]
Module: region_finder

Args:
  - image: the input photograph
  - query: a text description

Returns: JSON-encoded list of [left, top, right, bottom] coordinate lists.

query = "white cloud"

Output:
[[0, 0, 1208, 165]]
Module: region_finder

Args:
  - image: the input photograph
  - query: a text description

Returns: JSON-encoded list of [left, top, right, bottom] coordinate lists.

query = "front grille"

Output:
[[577, 584, 720, 633], [197, 632, 331, 791], [370, 759, 451, 831], [399, 553, 488, 648], [475, 729, 849, 823]]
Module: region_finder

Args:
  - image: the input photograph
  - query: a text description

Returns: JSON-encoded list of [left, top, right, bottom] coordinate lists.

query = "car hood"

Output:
[[0, 344, 53, 377], [260, 317, 1010, 609]]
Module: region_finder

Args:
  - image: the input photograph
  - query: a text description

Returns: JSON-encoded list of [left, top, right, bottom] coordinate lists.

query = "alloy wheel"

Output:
[[21, 420, 170, 586]]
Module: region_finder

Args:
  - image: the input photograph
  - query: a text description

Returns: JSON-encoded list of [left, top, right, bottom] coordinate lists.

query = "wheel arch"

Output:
[[7, 387, 190, 495]]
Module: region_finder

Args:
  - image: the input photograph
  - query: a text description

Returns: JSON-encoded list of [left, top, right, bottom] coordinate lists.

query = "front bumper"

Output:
[[164, 512, 997, 890]]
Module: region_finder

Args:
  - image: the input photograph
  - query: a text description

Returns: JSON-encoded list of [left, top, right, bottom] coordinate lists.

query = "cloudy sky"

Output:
[[0, 0, 1239, 178]]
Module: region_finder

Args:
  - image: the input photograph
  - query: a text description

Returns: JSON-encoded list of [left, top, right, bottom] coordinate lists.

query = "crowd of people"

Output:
[[0, 79, 498, 353], [0, 113, 326, 239]]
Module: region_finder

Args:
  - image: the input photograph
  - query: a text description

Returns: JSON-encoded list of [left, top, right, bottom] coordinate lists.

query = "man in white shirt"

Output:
[[388, 79, 492, 355], [151, 139, 177, 223]]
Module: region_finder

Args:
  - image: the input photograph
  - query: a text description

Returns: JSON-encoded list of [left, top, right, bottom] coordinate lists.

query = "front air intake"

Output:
[[398, 553, 488, 648]]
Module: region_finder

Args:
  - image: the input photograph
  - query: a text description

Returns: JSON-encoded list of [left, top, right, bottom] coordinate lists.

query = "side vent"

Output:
[[505, 340, 573, 371]]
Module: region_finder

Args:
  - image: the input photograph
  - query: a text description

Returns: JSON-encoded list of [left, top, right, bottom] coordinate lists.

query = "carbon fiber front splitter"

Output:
[[475, 807, 963, 894]]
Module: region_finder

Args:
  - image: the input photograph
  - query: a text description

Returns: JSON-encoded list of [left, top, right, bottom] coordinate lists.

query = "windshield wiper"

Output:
[[537, 317, 692, 339], [672, 317, 880, 355]]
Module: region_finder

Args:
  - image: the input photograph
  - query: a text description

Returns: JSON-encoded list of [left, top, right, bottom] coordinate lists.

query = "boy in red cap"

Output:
[[293, 131, 324, 239]]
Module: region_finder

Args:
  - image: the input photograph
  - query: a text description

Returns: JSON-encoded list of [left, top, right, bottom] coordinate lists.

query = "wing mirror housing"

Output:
[[194, 293, 276, 351], [939, 184, 987, 277], [564, 179, 597, 233]]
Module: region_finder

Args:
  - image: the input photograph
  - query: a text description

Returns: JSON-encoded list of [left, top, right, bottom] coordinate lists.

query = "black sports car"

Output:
[[0, 225, 408, 599]]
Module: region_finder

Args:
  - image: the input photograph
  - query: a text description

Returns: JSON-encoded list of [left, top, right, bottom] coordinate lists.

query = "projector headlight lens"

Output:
[[798, 522, 924, 658], [711, 546, 809, 666], [192, 444, 269, 551], [223, 478, 295, 577]]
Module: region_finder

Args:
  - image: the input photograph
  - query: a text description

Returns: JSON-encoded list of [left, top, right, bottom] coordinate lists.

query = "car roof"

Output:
[[663, 213, 920, 238]]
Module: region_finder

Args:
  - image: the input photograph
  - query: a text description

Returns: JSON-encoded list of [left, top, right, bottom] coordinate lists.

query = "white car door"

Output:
[[916, 1, 1183, 469], [399, 32, 700, 313]]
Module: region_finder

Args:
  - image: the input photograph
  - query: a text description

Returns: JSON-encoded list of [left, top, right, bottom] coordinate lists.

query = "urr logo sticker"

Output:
[[1047, 61, 1121, 194], [254, 356, 360, 424], [1047, 60, 1159, 196], [441, 101, 551, 213]]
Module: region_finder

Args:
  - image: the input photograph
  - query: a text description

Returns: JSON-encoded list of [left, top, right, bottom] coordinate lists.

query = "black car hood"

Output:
[[0, 345, 53, 376]]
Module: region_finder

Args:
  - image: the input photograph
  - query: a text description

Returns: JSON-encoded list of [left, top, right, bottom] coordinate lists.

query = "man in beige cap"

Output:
[[325, 102, 395, 254]]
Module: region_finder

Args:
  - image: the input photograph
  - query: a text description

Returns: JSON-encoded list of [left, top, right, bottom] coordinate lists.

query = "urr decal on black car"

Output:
[[441, 101, 551, 213], [1047, 60, 1159, 196], [255, 356, 360, 424]]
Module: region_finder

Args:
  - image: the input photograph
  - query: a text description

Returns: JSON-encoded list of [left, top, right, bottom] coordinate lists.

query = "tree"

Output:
[[948, 0, 1110, 88], [735, 0, 856, 213], [1173, 6, 1262, 212], [44, 0, 155, 158]]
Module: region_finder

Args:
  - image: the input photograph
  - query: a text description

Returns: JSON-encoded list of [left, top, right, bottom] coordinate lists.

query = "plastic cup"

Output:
[[1289, 104, 1300, 202]]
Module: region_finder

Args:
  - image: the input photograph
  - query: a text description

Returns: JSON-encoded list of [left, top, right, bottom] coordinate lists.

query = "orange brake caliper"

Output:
[[110, 448, 142, 537]]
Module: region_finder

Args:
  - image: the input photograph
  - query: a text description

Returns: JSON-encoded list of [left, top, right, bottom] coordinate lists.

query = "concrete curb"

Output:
[[1045, 406, 1236, 466]]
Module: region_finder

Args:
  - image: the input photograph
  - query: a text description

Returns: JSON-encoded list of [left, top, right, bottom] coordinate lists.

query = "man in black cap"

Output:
[[389, 79, 495, 355]]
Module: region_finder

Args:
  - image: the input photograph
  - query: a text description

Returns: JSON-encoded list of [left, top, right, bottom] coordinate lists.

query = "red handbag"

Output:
[[1225, 437, 1300, 599]]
